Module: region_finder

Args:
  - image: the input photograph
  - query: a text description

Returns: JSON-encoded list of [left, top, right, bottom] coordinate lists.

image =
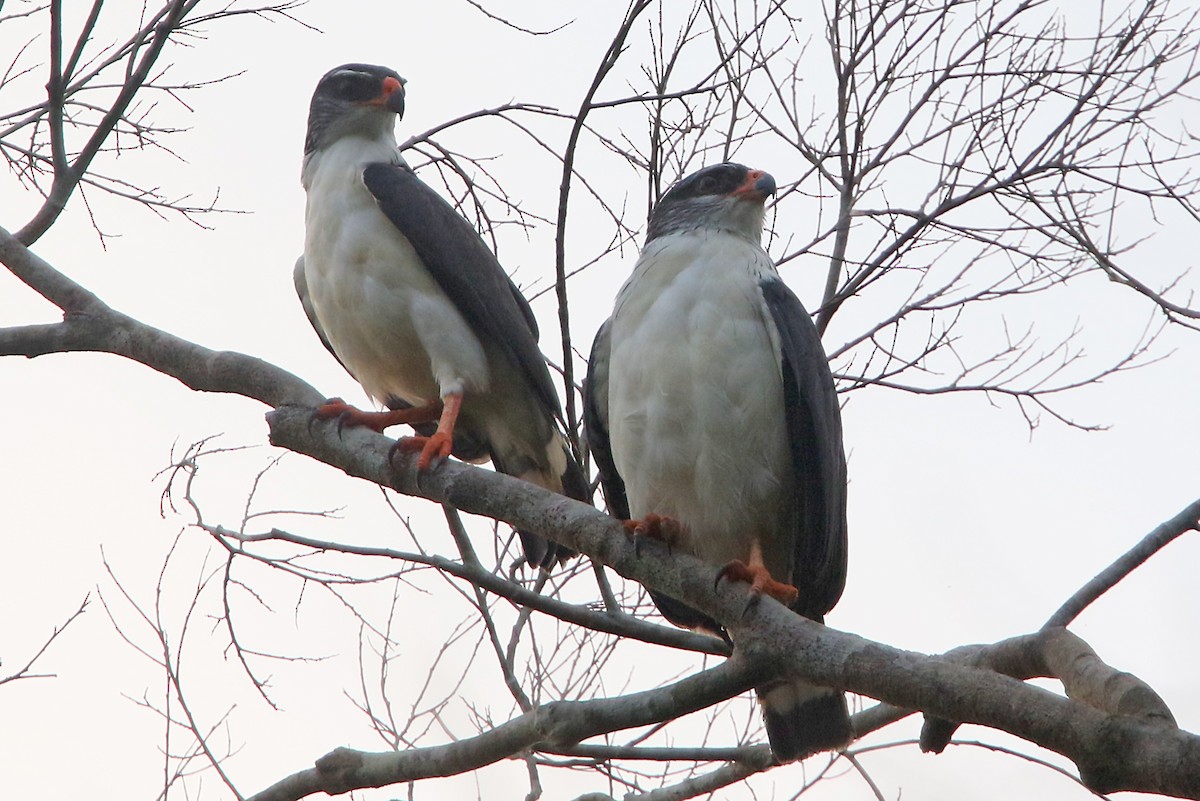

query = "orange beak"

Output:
[[731, 169, 777, 201], [368, 75, 407, 116]]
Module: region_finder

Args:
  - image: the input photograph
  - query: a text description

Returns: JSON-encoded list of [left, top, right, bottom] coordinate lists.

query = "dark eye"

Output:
[[346, 77, 373, 99], [694, 175, 719, 194], [322, 72, 375, 102]]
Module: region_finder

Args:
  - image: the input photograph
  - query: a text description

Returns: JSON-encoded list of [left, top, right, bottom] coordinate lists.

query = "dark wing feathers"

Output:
[[508, 277, 539, 339], [294, 256, 340, 365], [759, 277, 848, 620], [361, 162, 561, 422], [365, 164, 587, 568], [581, 319, 629, 520]]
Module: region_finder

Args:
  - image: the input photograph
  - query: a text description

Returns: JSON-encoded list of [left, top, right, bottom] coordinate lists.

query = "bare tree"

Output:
[[3, 1, 1200, 800]]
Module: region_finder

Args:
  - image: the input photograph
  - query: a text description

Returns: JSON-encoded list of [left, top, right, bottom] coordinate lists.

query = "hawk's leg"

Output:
[[394, 391, 463, 470], [313, 397, 442, 434], [623, 512, 683, 556], [716, 541, 799, 607]]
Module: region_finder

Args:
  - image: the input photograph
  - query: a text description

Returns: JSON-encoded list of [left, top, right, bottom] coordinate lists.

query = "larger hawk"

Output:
[[584, 163, 851, 759]]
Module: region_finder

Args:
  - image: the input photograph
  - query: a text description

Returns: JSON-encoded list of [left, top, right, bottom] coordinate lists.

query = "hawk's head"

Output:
[[647, 163, 777, 244], [304, 63, 407, 156]]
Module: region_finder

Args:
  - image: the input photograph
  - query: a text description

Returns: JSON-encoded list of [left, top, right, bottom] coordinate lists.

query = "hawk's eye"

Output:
[[694, 175, 719, 194], [324, 73, 375, 102]]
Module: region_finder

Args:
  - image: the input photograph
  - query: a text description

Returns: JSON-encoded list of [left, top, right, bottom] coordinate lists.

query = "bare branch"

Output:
[[553, 0, 655, 444], [0, 595, 88, 686], [248, 658, 760, 801], [1045, 495, 1200, 628]]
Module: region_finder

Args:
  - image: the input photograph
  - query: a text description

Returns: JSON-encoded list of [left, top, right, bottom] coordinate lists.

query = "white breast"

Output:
[[607, 230, 790, 565], [302, 137, 488, 405]]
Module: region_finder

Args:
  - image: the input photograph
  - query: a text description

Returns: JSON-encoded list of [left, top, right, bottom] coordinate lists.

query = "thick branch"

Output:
[[266, 406, 1200, 799], [0, 226, 320, 407], [922, 627, 1178, 754], [6, 199, 1199, 798]]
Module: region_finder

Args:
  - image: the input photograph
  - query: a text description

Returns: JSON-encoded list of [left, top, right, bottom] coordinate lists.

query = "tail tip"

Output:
[[761, 690, 853, 763]]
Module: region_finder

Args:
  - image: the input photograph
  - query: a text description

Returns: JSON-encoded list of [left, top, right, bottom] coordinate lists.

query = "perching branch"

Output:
[[263, 404, 1200, 799]]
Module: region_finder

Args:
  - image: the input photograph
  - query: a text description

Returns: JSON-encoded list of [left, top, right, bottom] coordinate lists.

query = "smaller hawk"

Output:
[[297, 63, 586, 567]]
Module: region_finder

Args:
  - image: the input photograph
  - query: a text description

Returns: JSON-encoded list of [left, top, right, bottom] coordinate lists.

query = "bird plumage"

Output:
[[584, 163, 851, 760], [299, 63, 585, 567]]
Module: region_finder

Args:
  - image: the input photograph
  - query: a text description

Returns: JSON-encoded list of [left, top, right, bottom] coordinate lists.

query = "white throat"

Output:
[[301, 131, 405, 190]]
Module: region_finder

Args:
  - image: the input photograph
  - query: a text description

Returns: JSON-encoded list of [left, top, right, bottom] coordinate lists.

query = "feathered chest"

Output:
[[302, 144, 423, 282], [300, 141, 487, 403], [605, 231, 791, 558]]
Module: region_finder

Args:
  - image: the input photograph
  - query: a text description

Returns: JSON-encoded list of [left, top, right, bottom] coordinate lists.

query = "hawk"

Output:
[[584, 163, 851, 759], [297, 63, 585, 567]]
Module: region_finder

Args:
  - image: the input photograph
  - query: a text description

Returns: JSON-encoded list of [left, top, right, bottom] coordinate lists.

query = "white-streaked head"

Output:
[[647, 163, 777, 245]]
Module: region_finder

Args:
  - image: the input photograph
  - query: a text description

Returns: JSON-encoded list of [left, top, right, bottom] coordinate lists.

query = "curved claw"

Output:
[[309, 397, 348, 436], [396, 433, 454, 471], [418, 431, 453, 470], [622, 513, 682, 556], [386, 439, 405, 474], [715, 559, 799, 608]]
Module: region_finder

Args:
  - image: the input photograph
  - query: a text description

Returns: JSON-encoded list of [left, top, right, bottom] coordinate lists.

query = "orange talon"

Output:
[[622, 513, 683, 556], [390, 391, 463, 472], [715, 543, 799, 607], [396, 432, 454, 470]]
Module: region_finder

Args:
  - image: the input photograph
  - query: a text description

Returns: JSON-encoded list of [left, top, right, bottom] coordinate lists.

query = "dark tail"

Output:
[[514, 435, 589, 569], [757, 680, 852, 762]]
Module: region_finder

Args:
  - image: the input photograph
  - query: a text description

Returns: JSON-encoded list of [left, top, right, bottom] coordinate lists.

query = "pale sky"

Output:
[[2, 2, 1199, 800]]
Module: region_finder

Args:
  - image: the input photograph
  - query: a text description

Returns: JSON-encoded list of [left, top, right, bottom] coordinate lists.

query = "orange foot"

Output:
[[387, 391, 464, 473], [312, 397, 442, 435], [715, 559, 799, 607], [623, 513, 683, 556], [392, 432, 454, 471]]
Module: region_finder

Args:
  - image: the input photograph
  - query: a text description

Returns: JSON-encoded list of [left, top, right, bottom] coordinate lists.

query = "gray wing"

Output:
[[361, 163, 561, 423], [582, 318, 629, 520], [760, 277, 849, 621], [360, 164, 589, 570]]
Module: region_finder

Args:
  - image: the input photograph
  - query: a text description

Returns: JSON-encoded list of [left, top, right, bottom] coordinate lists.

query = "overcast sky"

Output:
[[2, 2, 1199, 799]]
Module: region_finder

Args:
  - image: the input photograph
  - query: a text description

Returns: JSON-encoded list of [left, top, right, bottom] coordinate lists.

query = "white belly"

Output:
[[302, 139, 488, 405], [607, 232, 791, 566]]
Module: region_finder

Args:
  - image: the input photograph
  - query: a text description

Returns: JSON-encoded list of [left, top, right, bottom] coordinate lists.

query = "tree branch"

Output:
[[2, 214, 1194, 795], [248, 657, 761, 801], [0, 594, 88, 686], [1045, 496, 1200, 628], [265, 405, 1200, 799], [0, 226, 320, 408]]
